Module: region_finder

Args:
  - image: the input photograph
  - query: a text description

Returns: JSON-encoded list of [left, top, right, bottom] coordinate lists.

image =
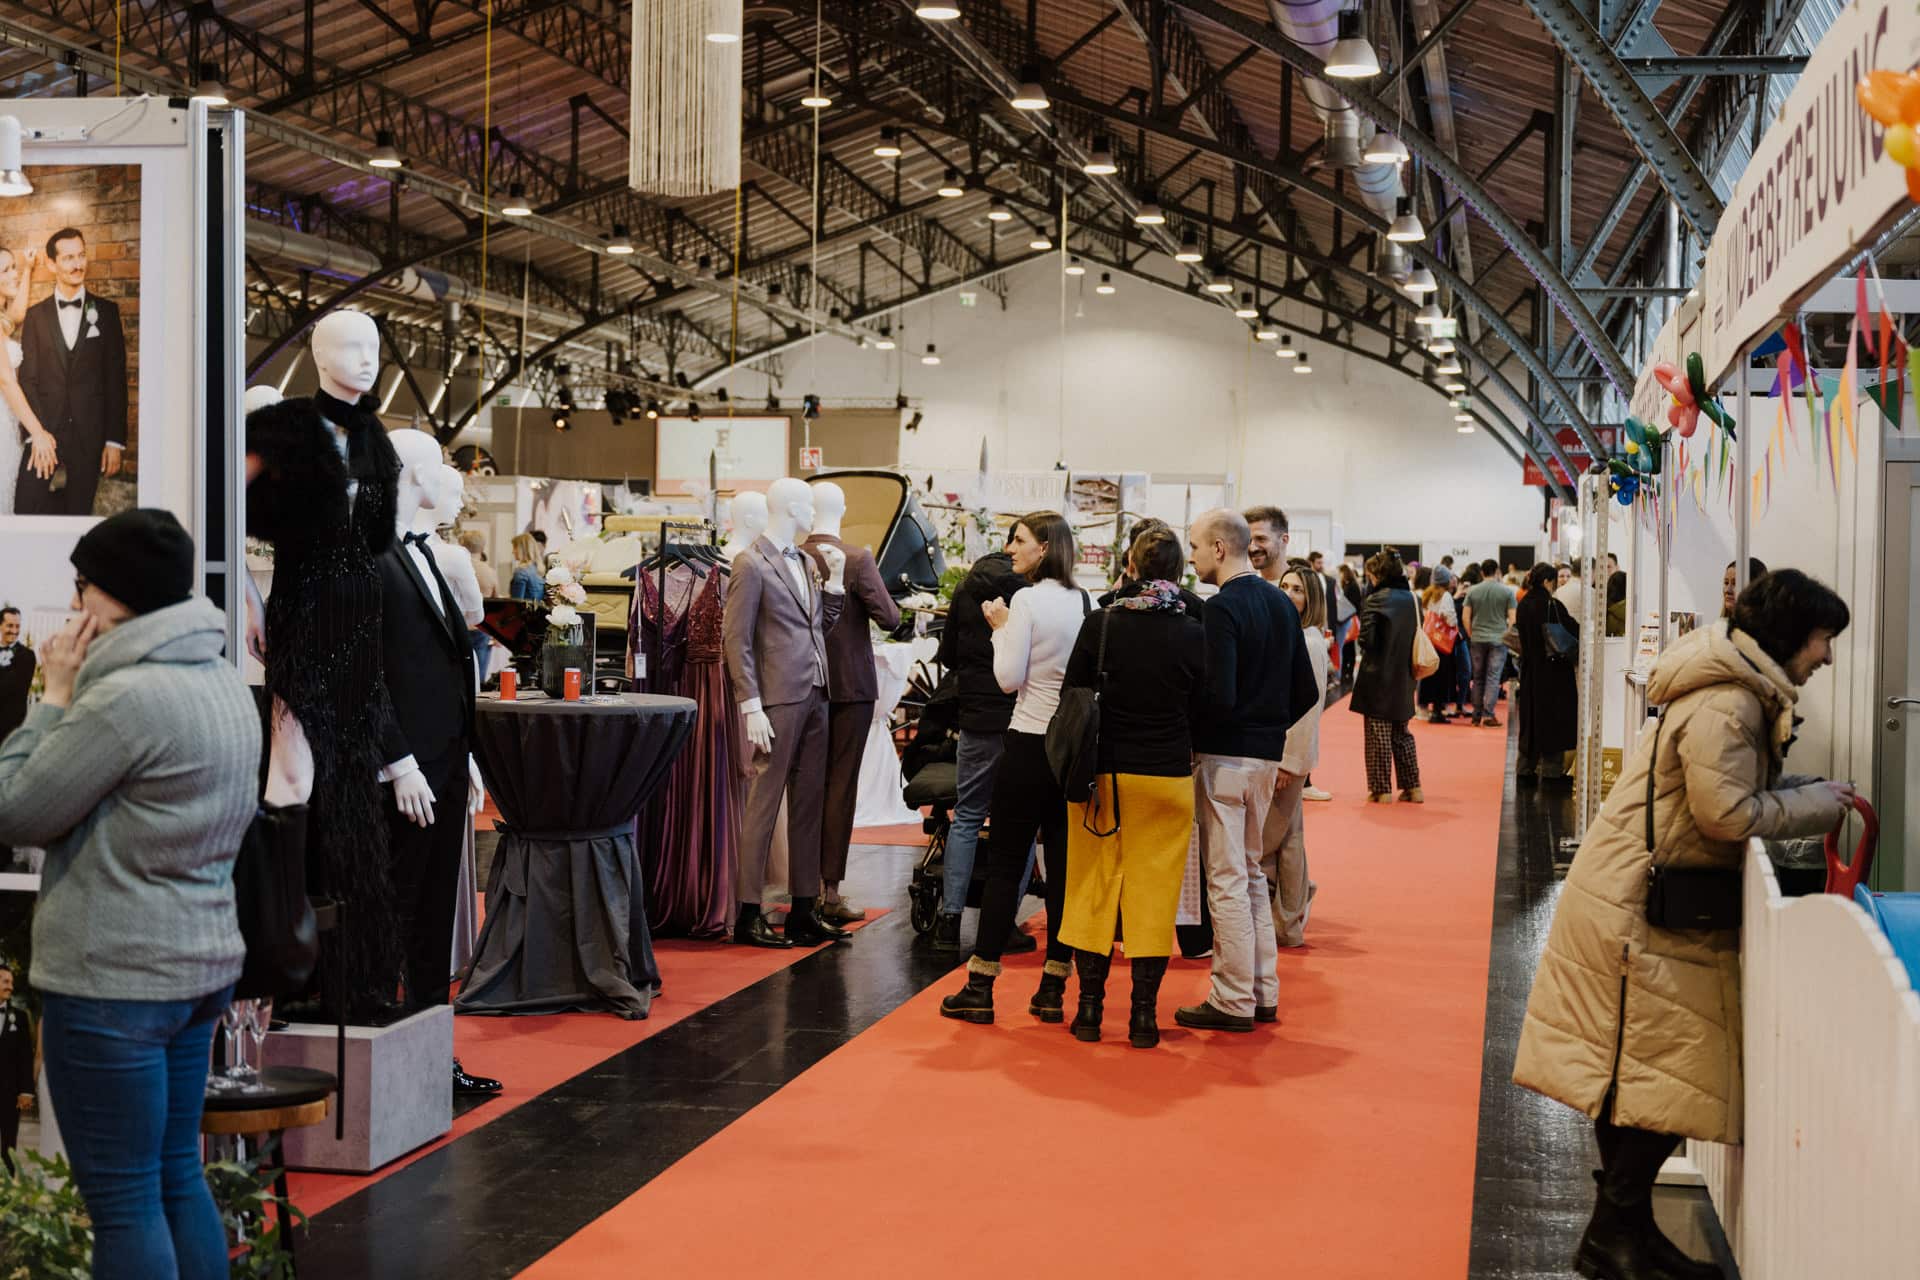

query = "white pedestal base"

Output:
[[262, 1006, 453, 1173]]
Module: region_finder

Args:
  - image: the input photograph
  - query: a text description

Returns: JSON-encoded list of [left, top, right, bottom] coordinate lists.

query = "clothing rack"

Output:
[[646, 517, 718, 692]]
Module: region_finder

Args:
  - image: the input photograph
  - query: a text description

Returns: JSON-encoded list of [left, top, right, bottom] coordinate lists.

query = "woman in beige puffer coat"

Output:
[[1513, 569, 1854, 1280]]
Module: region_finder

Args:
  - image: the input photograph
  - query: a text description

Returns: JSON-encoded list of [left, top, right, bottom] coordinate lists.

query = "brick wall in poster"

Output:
[[0, 163, 143, 468]]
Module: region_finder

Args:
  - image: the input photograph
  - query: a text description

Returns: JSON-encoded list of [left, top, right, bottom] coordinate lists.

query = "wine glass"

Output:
[[242, 999, 274, 1093], [220, 1000, 257, 1083]]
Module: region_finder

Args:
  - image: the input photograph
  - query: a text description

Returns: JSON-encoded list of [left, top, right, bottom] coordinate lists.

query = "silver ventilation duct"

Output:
[[1269, 0, 1402, 219]]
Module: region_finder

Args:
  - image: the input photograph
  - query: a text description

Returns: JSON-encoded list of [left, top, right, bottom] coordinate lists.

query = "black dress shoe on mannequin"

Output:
[[734, 911, 794, 949], [785, 907, 853, 946], [452, 1059, 503, 1096]]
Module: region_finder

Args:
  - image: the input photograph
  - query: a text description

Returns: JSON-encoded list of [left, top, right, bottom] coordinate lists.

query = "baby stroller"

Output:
[[900, 668, 1045, 933]]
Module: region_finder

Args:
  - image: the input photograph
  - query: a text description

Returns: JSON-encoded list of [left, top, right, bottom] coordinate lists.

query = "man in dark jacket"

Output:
[[931, 546, 1037, 952], [0, 963, 32, 1173]]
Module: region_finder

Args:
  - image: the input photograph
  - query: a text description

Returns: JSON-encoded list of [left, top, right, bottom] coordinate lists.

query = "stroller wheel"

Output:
[[909, 882, 937, 934]]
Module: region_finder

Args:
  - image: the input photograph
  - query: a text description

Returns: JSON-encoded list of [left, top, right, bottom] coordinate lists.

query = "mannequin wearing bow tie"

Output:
[[721, 477, 849, 948], [381, 430, 499, 1094]]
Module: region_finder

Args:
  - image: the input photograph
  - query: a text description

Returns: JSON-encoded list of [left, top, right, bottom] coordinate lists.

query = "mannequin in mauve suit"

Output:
[[802, 481, 900, 922]]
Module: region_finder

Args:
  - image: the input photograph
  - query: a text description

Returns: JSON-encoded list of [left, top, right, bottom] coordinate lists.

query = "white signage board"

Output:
[[1701, 0, 1920, 385]]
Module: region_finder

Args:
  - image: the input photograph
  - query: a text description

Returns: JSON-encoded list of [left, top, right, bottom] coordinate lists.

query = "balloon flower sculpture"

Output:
[[1649, 353, 1737, 440], [1609, 417, 1666, 506], [1858, 69, 1920, 201]]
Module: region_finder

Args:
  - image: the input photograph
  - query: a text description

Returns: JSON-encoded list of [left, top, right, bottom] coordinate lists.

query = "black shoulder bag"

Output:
[[1642, 713, 1743, 930], [1046, 609, 1112, 825], [1542, 598, 1579, 663]]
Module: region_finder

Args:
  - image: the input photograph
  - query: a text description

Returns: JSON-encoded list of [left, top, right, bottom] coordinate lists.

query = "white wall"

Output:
[[739, 257, 1542, 554]]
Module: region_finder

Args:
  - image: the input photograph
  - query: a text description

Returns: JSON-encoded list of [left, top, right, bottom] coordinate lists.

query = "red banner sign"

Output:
[[1521, 427, 1619, 487]]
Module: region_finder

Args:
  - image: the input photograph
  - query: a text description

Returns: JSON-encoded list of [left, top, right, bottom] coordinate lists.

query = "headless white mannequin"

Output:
[[722, 490, 769, 563], [740, 477, 845, 753], [258, 314, 384, 809], [388, 428, 486, 828], [243, 384, 283, 415], [811, 481, 846, 539]]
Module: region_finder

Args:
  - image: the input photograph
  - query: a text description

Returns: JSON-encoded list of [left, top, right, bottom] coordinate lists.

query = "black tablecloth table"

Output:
[[456, 692, 697, 1019]]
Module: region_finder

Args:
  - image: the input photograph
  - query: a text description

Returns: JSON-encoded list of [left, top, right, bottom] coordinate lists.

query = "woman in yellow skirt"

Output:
[[1056, 527, 1207, 1047]]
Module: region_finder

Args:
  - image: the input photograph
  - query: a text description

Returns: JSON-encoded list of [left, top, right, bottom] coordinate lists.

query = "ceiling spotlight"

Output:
[[1428, 336, 1456, 355], [801, 88, 832, 110], [1204, 271, 1233, 295], [987, 195, 1012, 222], [1255, 317, 1279, 341], [0, 117, 30, 198], [1096, 271, 1116, 295], [1404, 266, 1438, 294], [875, 327, 897, 350], [1457, 422, 1475, 433], [1387, 196, 1426, 243], [874, 127, 903, 159], [1232, 289, 1258, 314], [922, 342, 941, 366], [937, 167, 964, 198], [1064, 256, 1086, 276], [1133, 201, 1166, 226], [192, 61, 229, 106], [1326, 9, 1381, 79], [1454, 412, 1474, 423], [1029, 232, 1054, 251], [501, 182, 533, 216], [1437, 356, 1464, 376], [1415, 300, 1445, 325], [1293, 350, 1313, 374], [645, 399, 662, 419], [1444, 379, 1467, 393], [1275, 334, 1298, 359], [1083, 139, 1118, 176], [688, 401, 703, 422], [766, 391, 782, 411], [896, 391, 910, 410], [552, 409, 571, 431], [1363, 128, 1408, 165], [1009, 78, 1050, 111], [368, 128, 403, 169], [914, 3, 962, 19], [1174, 229, 1202, 263], [607, 224, 635, 255]]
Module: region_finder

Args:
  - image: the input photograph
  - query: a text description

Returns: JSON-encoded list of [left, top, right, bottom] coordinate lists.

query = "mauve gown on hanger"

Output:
[[632, 564, 740, 938]]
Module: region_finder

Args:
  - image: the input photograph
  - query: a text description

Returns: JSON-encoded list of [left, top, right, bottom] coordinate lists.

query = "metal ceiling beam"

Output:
[[1159, 0, 1630, 423], [1520, 0, 1723, 238]]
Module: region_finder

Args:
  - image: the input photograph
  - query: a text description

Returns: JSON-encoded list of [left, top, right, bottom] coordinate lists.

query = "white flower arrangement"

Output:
[[900, 592, 940, 612], [544, 565, 575, 587], [558, 581, 587, 605], [547, 603, 583, 629]]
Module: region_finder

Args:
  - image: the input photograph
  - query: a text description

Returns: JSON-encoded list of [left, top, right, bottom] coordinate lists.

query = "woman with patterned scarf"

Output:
[[1055, 527, 1207, 1048]]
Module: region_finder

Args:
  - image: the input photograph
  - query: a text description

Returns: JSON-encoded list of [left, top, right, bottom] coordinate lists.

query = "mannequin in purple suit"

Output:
[[721, 477, 850, 949], [801, 481, 900, 922]]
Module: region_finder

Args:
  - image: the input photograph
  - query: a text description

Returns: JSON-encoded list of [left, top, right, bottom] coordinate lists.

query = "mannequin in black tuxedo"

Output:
[[378, 430, 499, 1096], [0, 965, 32, 1174], [15, 229, 127, 516]]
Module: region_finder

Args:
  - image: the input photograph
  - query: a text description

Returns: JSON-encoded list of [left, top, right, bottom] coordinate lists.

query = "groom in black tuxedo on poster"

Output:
[[15, 228, 127, 516], [374, 490, 501, 1096]]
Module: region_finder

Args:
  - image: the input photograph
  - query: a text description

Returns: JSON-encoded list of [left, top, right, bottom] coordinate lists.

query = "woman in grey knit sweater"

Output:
[[0, 510, 260, 1280]]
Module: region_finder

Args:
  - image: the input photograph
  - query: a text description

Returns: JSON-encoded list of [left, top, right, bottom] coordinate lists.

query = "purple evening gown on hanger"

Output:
[[633, 564, 740, 938]]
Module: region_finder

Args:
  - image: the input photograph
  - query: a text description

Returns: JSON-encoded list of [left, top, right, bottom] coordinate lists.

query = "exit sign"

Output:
[[958, 291, 977, 308], [496, 393, 512, 407], [799, 446, 823, 470]]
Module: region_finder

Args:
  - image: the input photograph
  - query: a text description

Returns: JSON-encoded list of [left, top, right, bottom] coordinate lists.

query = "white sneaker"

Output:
[[1303, 785, 1333, 802]]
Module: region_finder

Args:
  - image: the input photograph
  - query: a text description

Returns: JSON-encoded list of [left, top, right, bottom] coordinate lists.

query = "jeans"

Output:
[[1195, 754, 1281, 1017], [942, 729, 1034, 915], [1453, 638, 1476, 710], [972, 731, 1067, 966], [39, 987, 234, 1280], [1469, 640, 1508, 720]]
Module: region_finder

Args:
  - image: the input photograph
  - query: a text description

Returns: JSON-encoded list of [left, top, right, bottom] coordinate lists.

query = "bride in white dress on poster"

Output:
[[0, 247, 58, 516]]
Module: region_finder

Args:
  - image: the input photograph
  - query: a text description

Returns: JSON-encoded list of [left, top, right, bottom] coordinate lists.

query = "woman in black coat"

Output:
[[1515, 561, 1579, 784], [1351, 549, 1423, 803]]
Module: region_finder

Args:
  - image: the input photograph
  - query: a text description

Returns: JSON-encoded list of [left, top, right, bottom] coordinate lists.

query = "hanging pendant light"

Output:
[[1083, 139, 1118, 176], [1064, 257, 1086, 276], [1133, 201, 1166, 226], [1457, 421, 1475, 433], [1415, 299, 1445, 326], [501, 182, 533, 217], [1387, 196, 1426, 243], [875, 327, 897, 351], [1363, 129, 1408, 165], [914, 2, 962, 18], [1444, 379, 1467, 393], [1029, 230, 1054, 251], [1293, 350, 1313, 374], [1404, 266, 1438, 295], [874, 127, 903, 158], [801, 88, 833, 109], [368, 128, 404, 169], [1378, 239, 1410, 280], [606, 224, 635, 254], [1326, 10, 1381, 79], [922, 342, 941, 366], [1437, 355, 1464, 376], [986, 195, 1012, 222], [1009, 70, 1050, 111], [1428, 335, 1456, 355], [937, 168, 965, 198], [1232, 290, 1257, 314], [1096, 272, 1116, 295], [1275, 334, 1299, 359], [192, 61, 229, 106], [1255, 315, 1279, 341], [1173, 228, 1202, 262], [1206, 271, 1234, 296]]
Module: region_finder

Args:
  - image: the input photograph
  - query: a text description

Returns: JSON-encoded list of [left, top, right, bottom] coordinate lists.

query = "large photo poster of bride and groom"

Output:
[[0, 164, 140, 524]]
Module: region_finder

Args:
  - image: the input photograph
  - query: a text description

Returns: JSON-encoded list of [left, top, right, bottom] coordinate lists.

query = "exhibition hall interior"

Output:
[[0, 0, 1917, 1277]]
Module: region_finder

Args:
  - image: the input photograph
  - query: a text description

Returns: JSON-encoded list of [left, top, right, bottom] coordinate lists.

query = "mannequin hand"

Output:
[[818, 544, 846, 589], [391, 769, 436, 828], [981, 598, 1010, 630], [468, 756, 486, 815], [101, 445, 123, 478], [745, 709, 776, 753]]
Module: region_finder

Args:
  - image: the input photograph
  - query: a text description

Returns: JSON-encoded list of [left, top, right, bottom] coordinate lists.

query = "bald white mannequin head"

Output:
[[417, 462, 466, 533], [723, 491, 769, 562], [243, 385, 283, 415], [311, 310, 380, 402], [764, 476, 815, 546], [811, 481, 846, 538], [388, 428, 442, 534]]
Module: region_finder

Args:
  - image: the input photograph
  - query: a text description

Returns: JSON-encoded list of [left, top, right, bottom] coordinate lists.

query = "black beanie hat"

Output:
[[70, 509, 195, 616]]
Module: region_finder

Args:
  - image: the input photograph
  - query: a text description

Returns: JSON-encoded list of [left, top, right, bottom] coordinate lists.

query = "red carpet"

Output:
[[289, 915, 884, 1218], [850, 820, 931, 847], [522, 709, 1509, 1277]]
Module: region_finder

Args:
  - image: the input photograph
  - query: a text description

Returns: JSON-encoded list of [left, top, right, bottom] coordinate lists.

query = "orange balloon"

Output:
[[1904, 162, 1920, 204], [1898, 72, 1920, 125], [1859, 70, 1912, 127]]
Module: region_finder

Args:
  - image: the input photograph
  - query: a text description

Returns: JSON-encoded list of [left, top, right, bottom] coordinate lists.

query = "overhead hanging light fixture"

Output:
[[914, 3, 962, 20], [1293, 350, 1313, 374], [0, 117, 31, 197], [1206, 271, 1234, 295], [1275, 334, 1299, 359], [874, 126, 903, 158], [1083, 138, 1118, 175], [1173, 228, 1203, 262], [1363, 128, 1408, 165], [1255, 316, 1280, 341], [1404, 266, 1438, 294], [1428, 335, 1456, 355], [801, 88, 833, 109], [1387, 196, 1426, 243], [1009, 74, 1050, 111], [1437, 355, 1464, 376], [875, 327, 897, 350], [1096, 271, 1116, 295], [501, 182, 533, 216], [1133, 201, 1166, 226], [1457, 421, 1475, 433], [1378, 239, 1410, 279], [1029, 231, 1054, 251], [937, 167, 965, 197], [1444, 379, 1467, 393], [1232, 290, 1258, 314], [922, 342, 942, 366], [1325, 9, 1381, 79], [1064, 257, 1086, 276], [607, 224, 635, 254], [1415, 300, 1445, 326], [192, 61, 229, 106], [368, 128, 404, 169], [986, 195, 1012, 222]]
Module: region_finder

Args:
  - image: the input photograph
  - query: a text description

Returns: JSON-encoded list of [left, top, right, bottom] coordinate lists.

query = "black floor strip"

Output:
[[1465, 721, 1736, 1279], [297, 845, 960, 1279]]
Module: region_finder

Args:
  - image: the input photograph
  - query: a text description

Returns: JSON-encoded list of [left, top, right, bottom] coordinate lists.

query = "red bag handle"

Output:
[[1824, 795, 1879, 896]]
